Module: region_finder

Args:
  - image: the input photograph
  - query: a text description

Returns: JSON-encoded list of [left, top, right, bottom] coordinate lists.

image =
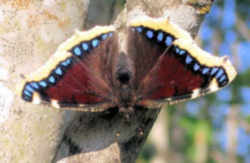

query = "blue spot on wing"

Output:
[[61, 58, 72, 67], [101, 34, 108, 40], [92, 39, 99, 48], [146, 30, 154, 39], [24, 90, 32, 97], [30, 82, 39, 90], [211, 67, 218, 75], [179, 50, 186, 56], [202, 67, 210, 74], [193, 63, 200, 71], [48, 76, 56, 84], [219, 75, 226, 82], [108, 32, 113, 37], [175, 47, 181, 54], [157, 32, 164, 42], [55, 67, 63, 76], [136, 27, 143, 33], [215, 69, 224, 78], [185, 55, 193, 64], [23, 94, 32, 101], [73, 46, 82, 56], [82, 43, 88, 51], [165, 36, 173, 46], [39, 81, 47, 88], [26, 84, 34, 92]]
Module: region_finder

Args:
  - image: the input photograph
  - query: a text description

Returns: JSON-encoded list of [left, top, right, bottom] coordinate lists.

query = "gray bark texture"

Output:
[[0, 0, 214, 162]]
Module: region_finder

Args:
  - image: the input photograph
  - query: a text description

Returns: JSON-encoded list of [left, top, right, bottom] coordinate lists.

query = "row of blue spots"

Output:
[[146, 29, 174, 46], [132, 26, 229, 87], [133, 27, 174, 47], [22, 79, 49, 101], [22, 81, 42, 101], [22, 74, 60, 101], [22, 57, 74, 101], [173, 45, 228, 86], [208, 67, 226, 84], [133, 26, 226, 84], [46, 57, 73, 85], [72, 43, 88, 57], [23, 84, 33, 100], [174, 46, 204, 73], [71, 32, 113, 57], [46, 59, 72, 86]]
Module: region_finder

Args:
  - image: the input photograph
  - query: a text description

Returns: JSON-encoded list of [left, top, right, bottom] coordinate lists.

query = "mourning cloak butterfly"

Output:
[[18, 16, 237, 112]]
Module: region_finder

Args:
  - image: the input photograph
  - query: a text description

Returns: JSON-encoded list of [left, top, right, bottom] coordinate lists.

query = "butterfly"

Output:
[[18, 16, 237, 112]]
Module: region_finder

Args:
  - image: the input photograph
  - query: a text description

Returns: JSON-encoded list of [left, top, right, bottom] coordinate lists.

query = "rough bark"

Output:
[[0, 0, 214, 163]]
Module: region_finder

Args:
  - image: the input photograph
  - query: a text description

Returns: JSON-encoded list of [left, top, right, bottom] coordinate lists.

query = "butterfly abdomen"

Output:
[[114, 55, 137, 111]]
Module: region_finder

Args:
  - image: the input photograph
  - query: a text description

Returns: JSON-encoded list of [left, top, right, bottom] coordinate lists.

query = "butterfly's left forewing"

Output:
[[18, 26, 119, 111], [127, 16, 192, 90]]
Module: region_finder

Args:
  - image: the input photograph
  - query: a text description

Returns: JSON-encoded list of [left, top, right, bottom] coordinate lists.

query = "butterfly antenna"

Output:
[[162, 44, 173, 56]]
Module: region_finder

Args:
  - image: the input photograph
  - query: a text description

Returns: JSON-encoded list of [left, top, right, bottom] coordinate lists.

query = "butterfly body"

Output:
[[18, 16, 237, 112]]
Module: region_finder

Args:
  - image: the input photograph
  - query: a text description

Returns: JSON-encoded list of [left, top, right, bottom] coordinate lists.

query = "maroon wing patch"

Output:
[[20, 26, 118, 110], [129, 17, 236, 107], [137, 44, 210, 101], [127, 18, 192, 90]]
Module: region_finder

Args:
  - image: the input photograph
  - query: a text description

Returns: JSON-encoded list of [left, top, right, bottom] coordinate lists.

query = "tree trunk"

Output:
[[0, 0, 214, 162]]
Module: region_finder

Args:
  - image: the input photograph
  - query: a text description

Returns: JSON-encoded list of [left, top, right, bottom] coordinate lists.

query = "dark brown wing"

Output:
[[128, 16, 237, 108], [127, 16, 192, 90], [19, 26, 119, 111]]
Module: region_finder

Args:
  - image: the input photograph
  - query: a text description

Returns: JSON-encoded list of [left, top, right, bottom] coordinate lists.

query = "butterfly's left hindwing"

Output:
[[138, 39, 236, 106], [19, 26, 119, 111]]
